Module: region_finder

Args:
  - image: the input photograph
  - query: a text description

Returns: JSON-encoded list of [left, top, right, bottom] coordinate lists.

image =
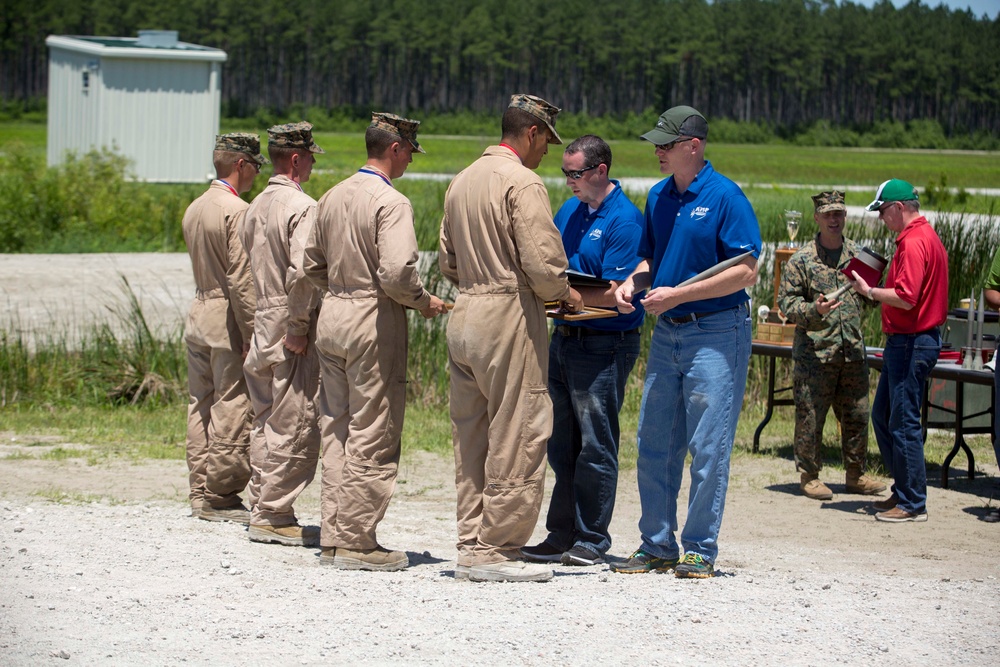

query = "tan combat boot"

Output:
[[846, 466, 887, 495], [800, 473, 833, 500]]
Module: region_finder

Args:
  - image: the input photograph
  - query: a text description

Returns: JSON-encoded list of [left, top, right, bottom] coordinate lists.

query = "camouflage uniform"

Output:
[[778, 234, 872, 476]]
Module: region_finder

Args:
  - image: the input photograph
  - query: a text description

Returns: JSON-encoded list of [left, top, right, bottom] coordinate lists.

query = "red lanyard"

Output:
[[499, 143, 521, 161]]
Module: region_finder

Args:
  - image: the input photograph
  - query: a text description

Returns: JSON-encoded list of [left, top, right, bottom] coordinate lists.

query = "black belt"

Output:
[[663, 303, 747, 325], [555, 325, 641, 339]]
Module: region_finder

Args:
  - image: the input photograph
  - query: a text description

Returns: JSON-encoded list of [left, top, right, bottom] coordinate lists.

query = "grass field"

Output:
[[2, 118, 998, 475]]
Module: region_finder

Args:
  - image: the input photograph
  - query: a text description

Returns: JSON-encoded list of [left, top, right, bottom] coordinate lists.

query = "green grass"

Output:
[[223, 129, 1000, 191], [0, 404, 186, 462]]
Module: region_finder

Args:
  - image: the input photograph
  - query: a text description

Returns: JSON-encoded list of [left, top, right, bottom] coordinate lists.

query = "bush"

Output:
[[0, 146, 190, 253]]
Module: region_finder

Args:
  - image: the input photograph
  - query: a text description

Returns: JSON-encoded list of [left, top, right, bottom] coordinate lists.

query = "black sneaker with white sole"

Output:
[[561, 545, 604, 566], [521, 542, 565, 563]]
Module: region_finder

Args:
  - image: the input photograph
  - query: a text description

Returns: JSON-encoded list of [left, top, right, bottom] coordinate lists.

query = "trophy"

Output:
[[785, 210, 801, 248]]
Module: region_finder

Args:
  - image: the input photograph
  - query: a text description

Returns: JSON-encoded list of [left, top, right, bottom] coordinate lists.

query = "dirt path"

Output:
[[1, 443, 998, 666]]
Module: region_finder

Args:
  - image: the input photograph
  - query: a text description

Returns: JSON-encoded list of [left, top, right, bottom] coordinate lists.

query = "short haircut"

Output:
[[565, 135, 612, 174], [902, 199, 921, 212], [501, 107, 544, 141], [365, 126, 400, 158], [212, 150, 244, 175], [267, 146, 304, 170]]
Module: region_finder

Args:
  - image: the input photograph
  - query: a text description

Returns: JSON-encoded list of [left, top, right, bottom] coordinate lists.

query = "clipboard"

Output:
[[546, 306, 619, 321], [566, 269, 612, 289]]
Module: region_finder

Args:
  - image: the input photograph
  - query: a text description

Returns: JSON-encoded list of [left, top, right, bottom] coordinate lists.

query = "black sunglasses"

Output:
[[655, 137, 694, 151], [561, 164, 599, 180]]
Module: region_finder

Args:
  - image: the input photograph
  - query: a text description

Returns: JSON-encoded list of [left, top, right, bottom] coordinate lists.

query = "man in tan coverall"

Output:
[[439, 94, 583, 583], [304, 113, 447, 571], [241, 122, 325, 546], [183, 133, 263, 523]]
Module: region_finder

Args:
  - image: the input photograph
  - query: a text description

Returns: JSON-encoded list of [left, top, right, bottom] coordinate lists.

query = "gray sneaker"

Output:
[[248, 523, 320, 547], [469, 560, 553, 582], [199, 504, 251, 525]]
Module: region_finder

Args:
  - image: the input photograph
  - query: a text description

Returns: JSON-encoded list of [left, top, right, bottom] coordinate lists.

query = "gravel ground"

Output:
[[1, 253, 999, 665], [1, 449, 998, 666]]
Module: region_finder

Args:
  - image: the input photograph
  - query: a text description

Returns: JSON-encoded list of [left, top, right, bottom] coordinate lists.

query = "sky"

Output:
[[853, 0, 999, 19]]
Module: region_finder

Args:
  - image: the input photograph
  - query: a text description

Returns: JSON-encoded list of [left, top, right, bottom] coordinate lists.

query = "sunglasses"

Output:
[[242, 159, 261, 172], [561, 164, 599, 180], [655, 137, 694, 151]]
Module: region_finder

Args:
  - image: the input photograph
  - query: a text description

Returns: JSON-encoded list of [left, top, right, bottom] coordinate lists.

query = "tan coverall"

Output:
[[241, 175, 322, 527], [303, 169, 432, 550], [439, 146, 571, 566], [182, 181, 256, 511]]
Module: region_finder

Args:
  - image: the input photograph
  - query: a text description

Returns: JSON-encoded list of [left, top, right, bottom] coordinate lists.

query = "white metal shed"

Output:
[[46, 31, 227, 183]]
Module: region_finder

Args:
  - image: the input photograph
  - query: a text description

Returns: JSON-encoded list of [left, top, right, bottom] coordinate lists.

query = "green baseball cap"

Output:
[[866, 178, 918, 211], [640, 106, 708, 145]]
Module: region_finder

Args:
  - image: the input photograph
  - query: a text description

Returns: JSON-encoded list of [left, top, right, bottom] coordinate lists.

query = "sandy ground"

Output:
[[1, 442, 998, 666], [1, 254, 999, 665]]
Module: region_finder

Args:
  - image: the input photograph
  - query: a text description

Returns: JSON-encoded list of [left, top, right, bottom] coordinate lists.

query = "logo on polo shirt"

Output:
[[691, 206, 710, 220], [589, 228, 603, 241]]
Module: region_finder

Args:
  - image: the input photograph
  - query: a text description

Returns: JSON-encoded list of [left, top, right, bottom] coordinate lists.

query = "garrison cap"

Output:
[[640, 106, 708, 145], [812, 190, 846, 214], [866, 178, 919, 211], [215, 133, 269, 165], [508, 94, 562, 144], [267, 121, 325, 154], [370, 112, 425, 154]]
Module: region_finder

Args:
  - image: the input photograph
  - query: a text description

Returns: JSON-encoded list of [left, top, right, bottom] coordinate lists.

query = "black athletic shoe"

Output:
[[521, 542, 564, 563], [561, 545, 604, 566]]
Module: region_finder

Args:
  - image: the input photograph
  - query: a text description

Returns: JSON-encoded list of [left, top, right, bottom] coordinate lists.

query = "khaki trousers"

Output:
[[245, 312, 322, 526], [315, 297, 406, 550], [447, 292, 552, 567], [185, 301, 253, 509]]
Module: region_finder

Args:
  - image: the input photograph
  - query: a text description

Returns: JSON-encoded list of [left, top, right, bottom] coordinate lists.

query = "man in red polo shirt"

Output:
[[849, 179, 948, 523]]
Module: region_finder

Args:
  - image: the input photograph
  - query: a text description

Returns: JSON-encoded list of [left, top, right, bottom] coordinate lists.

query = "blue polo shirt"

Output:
[[554, 180, 645, 331], [639, 161, 761, 318]]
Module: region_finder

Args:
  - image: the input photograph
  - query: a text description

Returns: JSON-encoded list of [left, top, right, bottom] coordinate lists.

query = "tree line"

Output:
[[2, 0, 998, 137]]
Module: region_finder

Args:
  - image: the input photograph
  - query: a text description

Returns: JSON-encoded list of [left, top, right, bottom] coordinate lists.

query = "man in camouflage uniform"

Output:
[[778, 190, 886, 500], [183, 133, 263, 523], [241, 122, 324, 546]]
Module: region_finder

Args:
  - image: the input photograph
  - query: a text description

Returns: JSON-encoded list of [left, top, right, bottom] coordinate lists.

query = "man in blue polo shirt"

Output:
[[613, 106, 760, 578], [522, 135, 644, 567]]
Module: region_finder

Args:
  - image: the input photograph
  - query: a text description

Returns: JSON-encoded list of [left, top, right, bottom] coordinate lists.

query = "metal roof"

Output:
[[45, 33, 226, 62]]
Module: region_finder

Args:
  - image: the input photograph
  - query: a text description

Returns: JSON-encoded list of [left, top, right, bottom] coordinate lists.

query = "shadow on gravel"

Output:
[[406, 550, 449, 566]]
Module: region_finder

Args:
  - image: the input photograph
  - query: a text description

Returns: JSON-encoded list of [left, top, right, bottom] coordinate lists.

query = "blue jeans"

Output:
[[872, 329, 941, 514], [635, 305, 751, 564], [543, 330, 640, 555]]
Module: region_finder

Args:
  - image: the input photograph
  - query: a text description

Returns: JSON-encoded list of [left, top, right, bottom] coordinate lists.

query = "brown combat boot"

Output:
[[846, 466, 887, 495], [800, 473, 833, 500]]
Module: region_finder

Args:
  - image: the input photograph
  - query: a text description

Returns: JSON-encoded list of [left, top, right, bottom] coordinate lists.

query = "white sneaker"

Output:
[[469, 560, 553, 582]]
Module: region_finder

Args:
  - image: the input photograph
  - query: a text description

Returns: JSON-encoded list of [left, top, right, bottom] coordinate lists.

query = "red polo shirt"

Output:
[[882, 216, 949, 335]]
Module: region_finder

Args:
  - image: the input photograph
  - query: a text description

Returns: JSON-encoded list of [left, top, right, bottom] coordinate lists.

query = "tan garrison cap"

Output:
[[508, 94, 562, 144], [215, 132, 269, 165], [370, 112, 425, 154], [267, 121, 325, 154], [812, 190, 846, 213]]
